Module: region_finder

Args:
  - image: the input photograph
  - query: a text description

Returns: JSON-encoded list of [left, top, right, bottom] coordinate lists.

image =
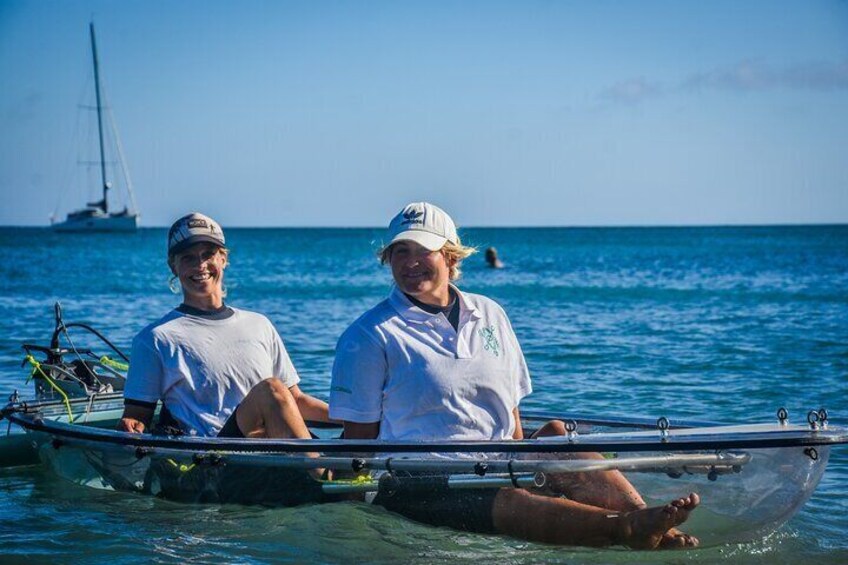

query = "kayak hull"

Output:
[[4, 395, 844, 547]]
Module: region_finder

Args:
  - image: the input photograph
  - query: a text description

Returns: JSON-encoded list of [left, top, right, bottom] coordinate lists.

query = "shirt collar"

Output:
[[176, 302, 235, 320], [388, 284, 481, 324]]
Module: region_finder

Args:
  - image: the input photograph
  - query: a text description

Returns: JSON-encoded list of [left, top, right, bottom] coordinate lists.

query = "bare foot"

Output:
[[659, 529, 700, 549], [621, 493, 700, 550]]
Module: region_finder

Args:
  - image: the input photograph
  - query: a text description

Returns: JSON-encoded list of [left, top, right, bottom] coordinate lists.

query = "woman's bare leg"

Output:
[[233, 378, 325, 478], [532, 421, 645, 509], [492, 488, 700, 549], [531, 420, 698, 547], [235, 378, 312, 439]]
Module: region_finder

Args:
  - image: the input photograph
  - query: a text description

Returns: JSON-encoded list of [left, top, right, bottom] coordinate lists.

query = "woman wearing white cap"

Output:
[[330, 202, 699, 549], [119, 212, 330, 441]]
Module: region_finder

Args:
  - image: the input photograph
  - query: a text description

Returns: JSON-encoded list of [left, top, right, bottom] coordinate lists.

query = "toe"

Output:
[[660, 533, 687, 549], [684, 533, 700, 547], [689, 492, 701, 508], [663, 503, 678, 516]]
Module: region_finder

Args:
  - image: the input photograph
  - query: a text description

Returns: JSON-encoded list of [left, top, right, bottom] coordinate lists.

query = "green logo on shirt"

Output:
[[479, 325, 500, 357]]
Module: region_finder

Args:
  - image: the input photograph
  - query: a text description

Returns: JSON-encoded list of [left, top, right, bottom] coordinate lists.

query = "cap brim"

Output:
[[169, 235, 225, 255], [389, 230, 448, 251]]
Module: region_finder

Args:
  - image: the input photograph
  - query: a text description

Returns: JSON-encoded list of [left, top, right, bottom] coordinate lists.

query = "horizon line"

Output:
[[2, 221, 847, 230]]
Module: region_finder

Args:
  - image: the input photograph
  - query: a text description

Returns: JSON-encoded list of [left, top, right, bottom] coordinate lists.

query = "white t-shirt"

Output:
[[125, 307, 299, 436], [330, 286, 532, 442]]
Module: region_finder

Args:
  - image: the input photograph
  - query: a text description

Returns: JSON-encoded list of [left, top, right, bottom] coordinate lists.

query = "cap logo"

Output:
[[167, 213, 225, 255], [401, 210, 424, 225]]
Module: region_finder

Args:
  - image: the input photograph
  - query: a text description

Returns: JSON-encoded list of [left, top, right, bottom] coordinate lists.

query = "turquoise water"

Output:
[[0, 226, 846, 563]]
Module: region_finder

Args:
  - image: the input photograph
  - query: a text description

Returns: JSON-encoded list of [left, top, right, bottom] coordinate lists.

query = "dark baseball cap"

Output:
[[167, 212, 226, 255]]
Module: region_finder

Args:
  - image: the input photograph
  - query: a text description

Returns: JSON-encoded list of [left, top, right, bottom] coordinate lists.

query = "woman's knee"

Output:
[[253, 378, 296, 407], [533, 419, 567, 438]]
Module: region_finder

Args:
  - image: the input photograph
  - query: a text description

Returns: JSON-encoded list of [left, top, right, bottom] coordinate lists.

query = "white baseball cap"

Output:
[[387, 202, 458, 251], [167, 212, 225, 255]]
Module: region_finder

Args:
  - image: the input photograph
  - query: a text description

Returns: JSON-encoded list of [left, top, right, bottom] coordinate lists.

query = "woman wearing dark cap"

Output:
[[119, 212, 330, 440]]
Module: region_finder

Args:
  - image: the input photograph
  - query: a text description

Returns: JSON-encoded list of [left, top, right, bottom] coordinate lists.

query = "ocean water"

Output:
[[0, 225, 846, 564]]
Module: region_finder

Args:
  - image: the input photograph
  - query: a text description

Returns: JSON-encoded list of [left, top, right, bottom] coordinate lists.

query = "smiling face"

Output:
[[388, 240, 454, 307], [169, 242, 228, 309]]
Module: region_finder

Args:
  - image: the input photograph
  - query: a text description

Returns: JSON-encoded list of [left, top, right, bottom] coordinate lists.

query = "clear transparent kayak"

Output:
[[3, 394, 846, 547]]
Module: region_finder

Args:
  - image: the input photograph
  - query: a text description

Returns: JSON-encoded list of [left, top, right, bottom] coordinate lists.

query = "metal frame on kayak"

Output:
[[5, 396, 846, 456]]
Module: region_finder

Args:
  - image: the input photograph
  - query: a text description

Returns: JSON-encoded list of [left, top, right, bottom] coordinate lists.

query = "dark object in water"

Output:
[[485, 247, 504, 269]]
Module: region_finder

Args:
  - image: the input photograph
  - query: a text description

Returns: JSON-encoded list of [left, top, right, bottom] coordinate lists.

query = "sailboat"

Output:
[[52, 23, 139, 232]]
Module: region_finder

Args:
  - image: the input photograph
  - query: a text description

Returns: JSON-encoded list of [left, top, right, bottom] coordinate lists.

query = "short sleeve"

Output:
[[270, 325, 300, 388], [503, 310, 532, 405], [124, 332, 165, 403], [513, 342, 532, 402], [329, 323, 387, 423]]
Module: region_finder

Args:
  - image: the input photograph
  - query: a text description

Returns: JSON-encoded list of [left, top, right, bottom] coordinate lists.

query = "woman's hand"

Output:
[[119, 417, 146, 433], [117, 403, 155, 433]]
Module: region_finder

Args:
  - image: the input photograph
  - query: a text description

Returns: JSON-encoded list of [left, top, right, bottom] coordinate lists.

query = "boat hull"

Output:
[[52, 213, 138, 232], [4, 397, 843, 547], [29, 432, 832, 546]]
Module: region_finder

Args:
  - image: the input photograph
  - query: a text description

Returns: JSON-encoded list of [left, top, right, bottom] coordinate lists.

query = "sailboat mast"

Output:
[[89, 22, 109, 213]]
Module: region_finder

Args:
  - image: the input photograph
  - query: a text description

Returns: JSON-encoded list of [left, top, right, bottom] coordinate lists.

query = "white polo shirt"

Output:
[[125, 307, 299, 436], [330, 286, 532, 442]]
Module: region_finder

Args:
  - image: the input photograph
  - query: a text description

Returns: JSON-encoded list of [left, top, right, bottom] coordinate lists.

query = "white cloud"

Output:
[[597, 76, 663, 105], [683, 59, 848, 92], [598, 58, 848, 107]]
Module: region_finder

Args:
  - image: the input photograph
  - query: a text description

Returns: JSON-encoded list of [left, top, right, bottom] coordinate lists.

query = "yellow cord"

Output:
[[99, 356, 129, 372], [25, 355, 74, 423], [320, 474, 375, 486], [165, 458, 196, 473]]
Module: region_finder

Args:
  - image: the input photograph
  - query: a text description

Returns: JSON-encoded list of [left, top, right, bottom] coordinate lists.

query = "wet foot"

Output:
[[621, 493, 700, 550], [659, 529, 700, 549]]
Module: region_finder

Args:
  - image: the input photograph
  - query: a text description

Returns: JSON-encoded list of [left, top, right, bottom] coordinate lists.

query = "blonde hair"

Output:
[[380, 238, 477, 281]]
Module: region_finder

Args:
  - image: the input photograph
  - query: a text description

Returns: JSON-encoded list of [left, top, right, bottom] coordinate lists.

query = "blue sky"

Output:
[[1, 0, 846, 227]]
